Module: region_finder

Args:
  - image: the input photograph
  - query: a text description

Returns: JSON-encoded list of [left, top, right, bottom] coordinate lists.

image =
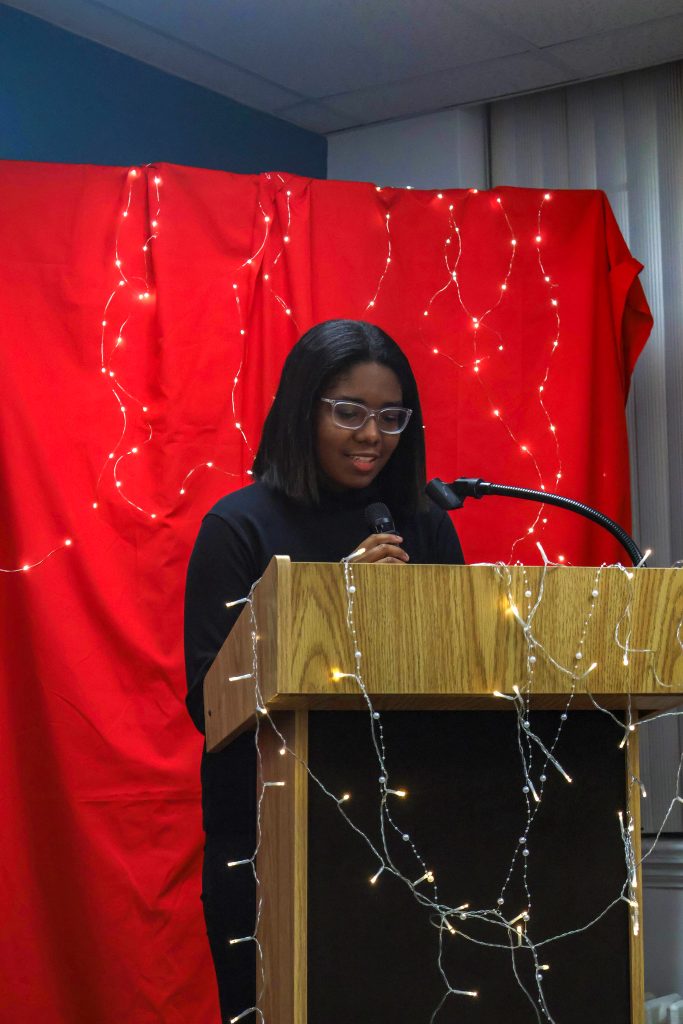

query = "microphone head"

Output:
[[365, 502, 396, 534]]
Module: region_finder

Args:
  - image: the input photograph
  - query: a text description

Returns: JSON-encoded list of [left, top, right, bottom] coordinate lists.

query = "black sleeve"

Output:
[[433, 510, 465, 565], [184, 512, 259, 733]]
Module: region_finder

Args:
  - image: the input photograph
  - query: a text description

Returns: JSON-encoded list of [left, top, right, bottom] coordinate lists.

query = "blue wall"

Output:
[[0, 5, 326, 176]]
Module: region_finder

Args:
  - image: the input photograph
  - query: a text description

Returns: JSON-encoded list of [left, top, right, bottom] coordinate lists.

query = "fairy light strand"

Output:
[[219, 555, 682, 1023]]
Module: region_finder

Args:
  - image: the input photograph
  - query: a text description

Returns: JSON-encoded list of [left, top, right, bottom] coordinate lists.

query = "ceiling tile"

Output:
[[323, 51, 579, 127], [75, 0, 532, 96], [275, 100, 353, 134], [544, 14, 683, 76], [463, 0, 683, 48], [5, 0, 304, 111]]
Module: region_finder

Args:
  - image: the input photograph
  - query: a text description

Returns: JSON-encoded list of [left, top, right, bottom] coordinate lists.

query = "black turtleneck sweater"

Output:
[[184, 480, 464, 831]]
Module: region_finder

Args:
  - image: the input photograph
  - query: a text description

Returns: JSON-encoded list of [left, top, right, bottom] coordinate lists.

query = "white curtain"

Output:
[[490, 61, 683, 570]]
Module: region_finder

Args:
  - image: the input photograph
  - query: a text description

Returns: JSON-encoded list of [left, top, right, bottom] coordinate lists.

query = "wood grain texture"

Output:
[[205, 561, 683, 746], [256, 711, 308, 1024], [205, 555, 291, 751], [200, 559, 672, 1021]]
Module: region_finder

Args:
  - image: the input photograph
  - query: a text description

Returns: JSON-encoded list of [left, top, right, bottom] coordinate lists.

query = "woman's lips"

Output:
[[347, 454, 378, 473]]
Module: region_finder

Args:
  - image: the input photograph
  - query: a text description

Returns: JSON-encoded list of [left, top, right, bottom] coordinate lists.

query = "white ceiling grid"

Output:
[[4, 0, 683, 131]]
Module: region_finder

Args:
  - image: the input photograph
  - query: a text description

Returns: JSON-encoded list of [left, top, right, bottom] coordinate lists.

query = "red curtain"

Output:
[[0, 160, 651, 1023]]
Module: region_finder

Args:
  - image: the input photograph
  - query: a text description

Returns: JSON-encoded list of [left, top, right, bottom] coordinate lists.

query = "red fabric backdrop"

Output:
[[0, 161, 651, 1023]]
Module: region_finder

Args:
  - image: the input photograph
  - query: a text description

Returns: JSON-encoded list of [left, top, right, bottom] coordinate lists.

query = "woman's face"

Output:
[[315, 361, 403, 491]]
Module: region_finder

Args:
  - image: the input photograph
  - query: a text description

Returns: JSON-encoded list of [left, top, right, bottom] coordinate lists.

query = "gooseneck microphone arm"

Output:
[[426, 476, 645, 567]]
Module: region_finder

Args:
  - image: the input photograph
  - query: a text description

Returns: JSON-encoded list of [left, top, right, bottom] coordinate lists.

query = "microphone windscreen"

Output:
[[364, 502, 396, 534]]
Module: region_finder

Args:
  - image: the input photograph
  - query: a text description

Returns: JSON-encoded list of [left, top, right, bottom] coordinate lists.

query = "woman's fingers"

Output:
[[347, 533, 409, 563]]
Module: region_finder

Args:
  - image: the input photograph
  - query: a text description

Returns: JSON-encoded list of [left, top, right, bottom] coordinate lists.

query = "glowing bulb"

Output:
[[92, 502, 98, 509], [65, 539, 72, 546], [493, 408, 500, 416], [544, 192, 551, 200], [437, 192, 443, 199], [511, 239, 517, 246], [154, 176, 161, 185], [535, 234, 542, 243], [151, 220, 158, 228], [283, 235, 290, 243]]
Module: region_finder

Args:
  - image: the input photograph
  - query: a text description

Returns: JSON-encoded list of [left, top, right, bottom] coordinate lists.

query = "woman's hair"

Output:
[[252, 319, 426, 513]]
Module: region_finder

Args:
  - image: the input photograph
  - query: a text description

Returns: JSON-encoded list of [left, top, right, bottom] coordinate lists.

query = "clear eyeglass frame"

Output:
[[319, 397, 413, 435]]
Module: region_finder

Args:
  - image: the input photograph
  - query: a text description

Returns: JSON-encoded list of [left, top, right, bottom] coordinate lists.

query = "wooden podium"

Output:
[[204, 558, 683, 1024]]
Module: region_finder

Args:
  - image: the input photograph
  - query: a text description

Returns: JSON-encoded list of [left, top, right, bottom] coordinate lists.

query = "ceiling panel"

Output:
[[68, 0, 534, 95], [545, 13, 683, 76], [274, 100, 353, 133], [463, 0, 683, 48], [321, 51, 579, 128], [3, 0, 304, 109], [4, 0, 683, 133]]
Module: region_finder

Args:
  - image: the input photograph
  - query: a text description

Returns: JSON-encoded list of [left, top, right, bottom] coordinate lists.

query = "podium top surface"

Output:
[[204, 558, 683, 750]]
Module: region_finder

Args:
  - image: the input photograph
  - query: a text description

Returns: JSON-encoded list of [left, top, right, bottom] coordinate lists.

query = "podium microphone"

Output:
[[426, 476, 645, 566], [365, 502, 396, 535]]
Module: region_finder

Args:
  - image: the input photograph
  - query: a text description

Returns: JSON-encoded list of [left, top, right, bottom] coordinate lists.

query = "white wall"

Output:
[[327, 106, 488, 190]]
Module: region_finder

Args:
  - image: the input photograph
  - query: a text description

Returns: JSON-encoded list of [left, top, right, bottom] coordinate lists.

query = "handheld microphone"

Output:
[[365, 502, 396, 534]]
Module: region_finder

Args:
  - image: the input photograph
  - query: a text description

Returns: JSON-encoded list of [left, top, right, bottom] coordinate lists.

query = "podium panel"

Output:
[[204, 560, 683, 1023]]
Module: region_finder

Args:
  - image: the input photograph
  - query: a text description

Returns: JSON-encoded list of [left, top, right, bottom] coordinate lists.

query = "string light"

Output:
[[366, 204, 393, 311], [217, 557, 683, 1024]]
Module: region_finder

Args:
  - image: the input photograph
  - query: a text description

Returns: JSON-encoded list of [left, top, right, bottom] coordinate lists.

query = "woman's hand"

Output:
[[346, 533, 409, 564]]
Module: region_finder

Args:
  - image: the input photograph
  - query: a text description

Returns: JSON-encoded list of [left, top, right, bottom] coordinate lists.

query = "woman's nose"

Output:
[[355, 413, 382, 442]]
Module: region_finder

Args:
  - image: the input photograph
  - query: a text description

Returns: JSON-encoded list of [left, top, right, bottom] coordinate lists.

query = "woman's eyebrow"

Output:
[[330, 394, 403, 404]]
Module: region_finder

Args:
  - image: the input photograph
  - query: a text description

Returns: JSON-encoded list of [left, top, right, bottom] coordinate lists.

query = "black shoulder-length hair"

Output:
[[252, 319, 426, 514]]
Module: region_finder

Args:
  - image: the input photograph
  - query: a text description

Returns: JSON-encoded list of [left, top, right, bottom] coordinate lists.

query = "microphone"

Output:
[[365, 502, 396, 535]]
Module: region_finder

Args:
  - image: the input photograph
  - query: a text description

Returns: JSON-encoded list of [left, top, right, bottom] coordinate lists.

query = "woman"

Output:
[[184, 319, 464, 1019]]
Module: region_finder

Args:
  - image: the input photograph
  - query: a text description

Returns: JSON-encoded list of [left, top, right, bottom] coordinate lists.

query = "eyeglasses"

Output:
[[320, 398, 413, 434]]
